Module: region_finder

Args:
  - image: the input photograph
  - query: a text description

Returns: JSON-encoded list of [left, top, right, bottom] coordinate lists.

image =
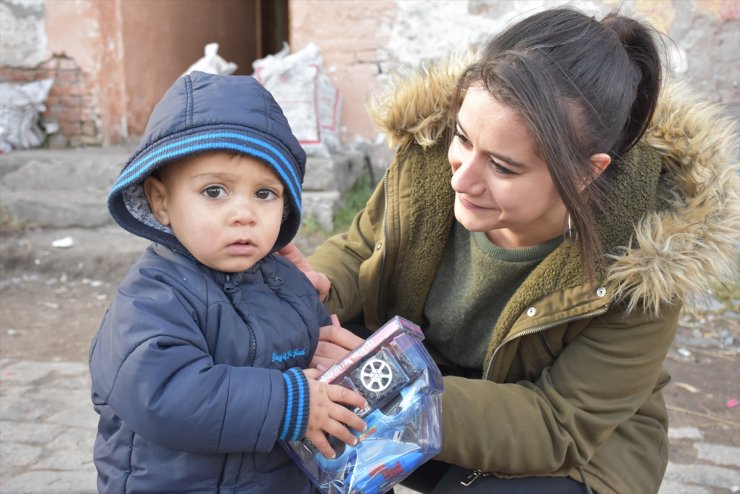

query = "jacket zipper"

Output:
[[223, 274, 257, 366], [483, 305, 609, 381], [375, 171, 389, 323], [460, 469, 490, 486]]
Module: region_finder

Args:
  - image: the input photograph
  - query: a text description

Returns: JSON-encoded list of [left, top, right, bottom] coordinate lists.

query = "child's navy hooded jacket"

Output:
[[89, 72, 327, 493]]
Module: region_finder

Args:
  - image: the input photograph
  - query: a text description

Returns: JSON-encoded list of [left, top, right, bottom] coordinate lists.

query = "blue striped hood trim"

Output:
[[110, 130, 302, 214]]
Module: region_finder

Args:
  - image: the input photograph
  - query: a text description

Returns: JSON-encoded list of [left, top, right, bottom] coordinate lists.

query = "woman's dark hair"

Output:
[[449, 7, 662, 276]]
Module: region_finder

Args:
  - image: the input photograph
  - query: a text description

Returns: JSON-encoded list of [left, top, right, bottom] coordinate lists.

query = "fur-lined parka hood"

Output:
[[368, 55, 739, 313]]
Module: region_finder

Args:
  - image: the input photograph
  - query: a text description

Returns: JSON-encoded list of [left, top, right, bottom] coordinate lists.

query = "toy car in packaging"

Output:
[[283, 316, 443, 494]]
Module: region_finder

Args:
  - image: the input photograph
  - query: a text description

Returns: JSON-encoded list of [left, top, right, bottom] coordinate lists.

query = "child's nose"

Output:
[[229, 197, 257, 225]]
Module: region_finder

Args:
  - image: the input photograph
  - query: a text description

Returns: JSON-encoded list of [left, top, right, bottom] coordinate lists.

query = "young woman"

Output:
[[282, 7, 738, 493]]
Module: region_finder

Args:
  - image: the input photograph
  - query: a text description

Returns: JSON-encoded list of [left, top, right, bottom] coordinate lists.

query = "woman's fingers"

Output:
[[305, 272, 331, 301], [303, 367, 322, 380], [314, 340, 352, 363], [276, 243, 330, 300], [310, 354, 336, 371], [320, 324, 364, 353], [311, 323, 365, 368], [276, 243, 308, 269]]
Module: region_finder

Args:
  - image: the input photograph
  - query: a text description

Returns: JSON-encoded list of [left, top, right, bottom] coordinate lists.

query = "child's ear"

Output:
[[143, 176, 171, 226]]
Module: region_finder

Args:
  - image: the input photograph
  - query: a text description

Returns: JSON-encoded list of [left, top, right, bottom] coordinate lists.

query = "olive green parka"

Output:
[[307, 56, 739, 494]]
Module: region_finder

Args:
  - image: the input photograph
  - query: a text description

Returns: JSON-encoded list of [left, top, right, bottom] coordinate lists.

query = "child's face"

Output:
[[143, 151, 286, 273]]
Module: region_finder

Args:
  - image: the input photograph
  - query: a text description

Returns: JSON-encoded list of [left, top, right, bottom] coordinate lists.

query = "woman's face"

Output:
[[448, 85, 567, 248]]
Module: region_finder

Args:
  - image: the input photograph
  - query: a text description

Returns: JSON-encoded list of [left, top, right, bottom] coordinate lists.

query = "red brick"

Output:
[[0, 69, 34, 83], [81, 120, 98, 137], [49, 84, 85, 97], [61, 95, 83, 108], [58, 110, 84, 124], [53, 70, 81, 84], [79, 134, 102, 146], [59, 120, 82, 135]]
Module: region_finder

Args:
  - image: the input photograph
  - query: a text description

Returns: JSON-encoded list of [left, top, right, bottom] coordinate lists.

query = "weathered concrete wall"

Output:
[[2, 0, 736, 151], [0, 0, 259, 147], [0, 0, 46, 67], [289, 0, 740, 145], [0, 0, 121, 147]]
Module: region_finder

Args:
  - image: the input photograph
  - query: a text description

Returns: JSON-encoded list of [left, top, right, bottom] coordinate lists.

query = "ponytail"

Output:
[[601, 13, 662, 157]]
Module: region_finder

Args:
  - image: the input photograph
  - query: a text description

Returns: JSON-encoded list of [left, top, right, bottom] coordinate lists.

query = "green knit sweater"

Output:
[[424, 222, 563, 368]]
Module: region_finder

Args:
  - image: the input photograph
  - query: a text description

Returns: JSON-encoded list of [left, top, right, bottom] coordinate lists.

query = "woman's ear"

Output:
[[581, 153, 612, 191], [143, 176, 170, 226], [590, 153, 611, 178]]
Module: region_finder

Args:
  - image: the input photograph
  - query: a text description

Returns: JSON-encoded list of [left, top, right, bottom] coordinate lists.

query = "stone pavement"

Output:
[[0, 359, 97, 493], [1, 355, 738, 493], [1, 147, 739, 493]]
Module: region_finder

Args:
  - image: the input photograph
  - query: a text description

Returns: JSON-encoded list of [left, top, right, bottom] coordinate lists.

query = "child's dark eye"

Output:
[[202, 186, 226, 199], [256, 188, 279, 200]]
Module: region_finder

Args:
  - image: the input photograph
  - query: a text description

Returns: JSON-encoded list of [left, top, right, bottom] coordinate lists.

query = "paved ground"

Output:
[[0, 147, 738, 493]]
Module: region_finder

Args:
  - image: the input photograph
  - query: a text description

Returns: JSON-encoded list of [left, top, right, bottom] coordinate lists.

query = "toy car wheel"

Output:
[[360, 358, 393, 392]]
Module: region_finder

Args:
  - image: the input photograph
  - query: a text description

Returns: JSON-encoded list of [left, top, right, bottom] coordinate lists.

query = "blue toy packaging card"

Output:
[[283, 316, 443, 494]]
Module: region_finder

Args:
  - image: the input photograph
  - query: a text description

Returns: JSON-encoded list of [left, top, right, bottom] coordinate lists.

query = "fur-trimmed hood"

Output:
[[368, 55, 739, 313]]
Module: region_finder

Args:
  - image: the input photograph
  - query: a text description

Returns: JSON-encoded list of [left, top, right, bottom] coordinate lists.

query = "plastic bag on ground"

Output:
[[0, 78, 54, 152]]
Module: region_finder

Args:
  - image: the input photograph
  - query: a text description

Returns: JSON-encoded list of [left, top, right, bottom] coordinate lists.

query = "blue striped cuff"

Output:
[[278, 368, 310, 442]]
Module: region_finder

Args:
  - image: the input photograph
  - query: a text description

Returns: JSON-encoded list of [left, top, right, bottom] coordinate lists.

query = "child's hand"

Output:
[[302, 368, 367, 459]]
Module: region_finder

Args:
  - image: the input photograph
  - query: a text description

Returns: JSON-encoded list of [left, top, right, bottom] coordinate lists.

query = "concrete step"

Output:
[[0, 146, 366, 232]]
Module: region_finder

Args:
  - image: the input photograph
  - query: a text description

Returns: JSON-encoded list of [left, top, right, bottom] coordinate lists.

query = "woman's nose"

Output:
[[450, 149, 484, 195]]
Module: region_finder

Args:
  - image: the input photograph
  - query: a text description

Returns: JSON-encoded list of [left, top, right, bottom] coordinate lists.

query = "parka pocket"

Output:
[[517, 329, 566, 381]]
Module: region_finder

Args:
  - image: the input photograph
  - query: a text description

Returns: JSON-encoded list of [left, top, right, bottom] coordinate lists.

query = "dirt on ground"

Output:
[[1, 226, 738, 463]]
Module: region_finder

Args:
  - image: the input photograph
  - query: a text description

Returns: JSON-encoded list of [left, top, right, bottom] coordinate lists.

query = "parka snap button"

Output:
[[526, 307, 536, 317], [596, 287, 606, 297], [375, 242, 382, 251]]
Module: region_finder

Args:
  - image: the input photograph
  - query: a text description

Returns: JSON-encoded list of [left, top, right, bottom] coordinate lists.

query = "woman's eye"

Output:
[[454, 131, 470, 146], [202, 186, 226, 199], [256, 188, 278, 200], [490, 158, 516, 175]]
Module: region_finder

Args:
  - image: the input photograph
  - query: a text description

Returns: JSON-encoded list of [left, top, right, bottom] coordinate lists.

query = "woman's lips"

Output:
[[457, 194, 484, 210]]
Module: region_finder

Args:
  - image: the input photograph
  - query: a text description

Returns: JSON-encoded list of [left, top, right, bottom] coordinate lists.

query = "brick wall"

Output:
[[0, 56, 100, 147]]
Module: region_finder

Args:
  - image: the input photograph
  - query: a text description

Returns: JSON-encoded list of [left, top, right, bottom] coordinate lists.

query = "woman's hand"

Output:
[[312, 315, 366, 370], [278, 243, 331, 301]]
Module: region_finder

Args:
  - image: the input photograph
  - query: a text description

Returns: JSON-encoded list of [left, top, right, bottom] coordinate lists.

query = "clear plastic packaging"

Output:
[[283, 316, 443, 494]]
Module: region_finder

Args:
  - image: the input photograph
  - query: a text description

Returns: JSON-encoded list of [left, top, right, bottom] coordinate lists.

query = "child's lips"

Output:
[[226, 240, 257, 255]]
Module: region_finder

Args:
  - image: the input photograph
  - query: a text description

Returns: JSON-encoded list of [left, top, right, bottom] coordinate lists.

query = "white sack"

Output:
[[183, 42, 237, 77], [253, 43, 342, 157], [0, 78, 54, 152]]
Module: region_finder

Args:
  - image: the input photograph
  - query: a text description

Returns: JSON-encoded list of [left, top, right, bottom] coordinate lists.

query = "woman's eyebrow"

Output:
[[491, 151, 527, 170], [457, 121, 528, 169]]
